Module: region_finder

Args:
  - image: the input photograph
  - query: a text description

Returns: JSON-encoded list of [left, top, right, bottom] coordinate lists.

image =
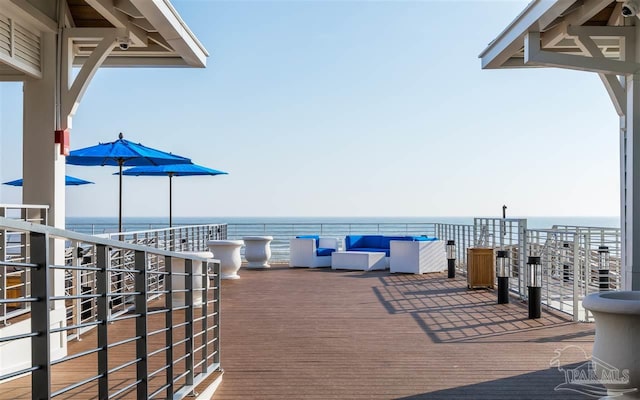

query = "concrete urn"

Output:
[[243, 236, 273, 268], [583, 291, 640, 399], [207, 240, 244, 280]]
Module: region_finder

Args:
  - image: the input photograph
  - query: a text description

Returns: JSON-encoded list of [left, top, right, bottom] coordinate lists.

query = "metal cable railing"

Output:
[[527, 226, 622, 322], [66, 219, 622, 322], [435, 219, 621, 321], [0, 204, 48, 324], [434, 223, 474, 273], [0, 216, 221, 400], [99, 224, 227, 252], [62, 224, 227, 340]]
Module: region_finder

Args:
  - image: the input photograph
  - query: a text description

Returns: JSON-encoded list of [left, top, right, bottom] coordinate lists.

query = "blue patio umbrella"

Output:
[[121, 163, 228, 227], [66, 132, 191, 233], [3, 175, 94, 186]]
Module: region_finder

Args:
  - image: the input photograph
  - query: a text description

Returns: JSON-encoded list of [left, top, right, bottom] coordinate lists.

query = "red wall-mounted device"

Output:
[[54, 129, 70, 156]]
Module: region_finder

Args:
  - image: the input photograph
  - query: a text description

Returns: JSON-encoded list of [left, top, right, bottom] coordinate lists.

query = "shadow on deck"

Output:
[[215, 264, 597, 399]]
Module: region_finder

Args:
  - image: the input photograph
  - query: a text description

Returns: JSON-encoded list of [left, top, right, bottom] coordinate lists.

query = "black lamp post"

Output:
[[496, 250, 510, 304], [446, 240, 456, 278], [562, 242, 571, 283], [527, 256, 542, 319], [598, 245, 610, 291]]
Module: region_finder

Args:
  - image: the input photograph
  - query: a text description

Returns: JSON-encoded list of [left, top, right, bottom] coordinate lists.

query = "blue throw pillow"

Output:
[[316, 247, 335, 257], [346, 235, 364, 249]]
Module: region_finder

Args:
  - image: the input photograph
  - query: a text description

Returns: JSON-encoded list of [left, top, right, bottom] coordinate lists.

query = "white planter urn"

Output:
[[207, 240, 244, 280], [583, 291, 640, 399], [243, 236, 273, 268], [171, 251, 212, 308]]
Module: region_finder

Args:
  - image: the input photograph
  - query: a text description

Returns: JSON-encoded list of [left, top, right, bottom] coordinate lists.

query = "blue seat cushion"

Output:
[[296, 235, 319, 247], [316, 247, 335, 257], [362, 235, 384, 248], [346, 235, 437, 254]]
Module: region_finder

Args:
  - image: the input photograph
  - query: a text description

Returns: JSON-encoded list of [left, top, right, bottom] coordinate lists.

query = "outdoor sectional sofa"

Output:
[[289, 235, 340, 268], [344, 235, 446, 274], [345, 235, 427, 256]]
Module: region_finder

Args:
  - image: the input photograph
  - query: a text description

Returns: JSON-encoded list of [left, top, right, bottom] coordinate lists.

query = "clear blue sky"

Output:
[[0, 1, 620, 218]]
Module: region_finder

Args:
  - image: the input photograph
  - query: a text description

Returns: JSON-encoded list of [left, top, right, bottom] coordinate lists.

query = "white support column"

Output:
[[621, 113, 629, 288], [22, 31, 68, 360], [21, 24, 116, 250], [618, 24, 640, 291], [23, 27, 116, 277], [623, 73, 640, 290], [14, 15, 117, 373], [22, 31, 65, 246]]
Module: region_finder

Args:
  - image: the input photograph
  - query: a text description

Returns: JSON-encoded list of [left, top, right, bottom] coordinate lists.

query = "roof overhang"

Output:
[[73, 0, 209, 68], [480, 0, 626, 71], [0, 0, 208, 81], [128, 0, 208, 68]]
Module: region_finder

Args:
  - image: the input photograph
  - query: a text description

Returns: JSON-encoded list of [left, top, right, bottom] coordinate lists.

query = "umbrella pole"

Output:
[[119, 161, 123, 236], [169, 174, 173, 228]]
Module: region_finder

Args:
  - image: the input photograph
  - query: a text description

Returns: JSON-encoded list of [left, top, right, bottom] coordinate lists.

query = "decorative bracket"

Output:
[[569, 26, 633, 116], [60, 28, 121, 126], [525, 31, 640, 75]]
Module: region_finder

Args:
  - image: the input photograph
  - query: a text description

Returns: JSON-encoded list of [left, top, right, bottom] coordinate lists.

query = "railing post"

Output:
[[164, 255, 174, 397], [96, 244, 110, 398], [212, 260, 221, 366], [584, 231, 592, 297], [73, 243, 81, 338], [201, 259, 209, 374], [473, 218, 478, 246], [1, 221, 6, 321], [22, 212, 30, 308], [185, 258, 195, 387], [519, 221, 528, 299], [574, 236, 584, 321], [30, 231, 51, 400], [135, 250, 148, 400]]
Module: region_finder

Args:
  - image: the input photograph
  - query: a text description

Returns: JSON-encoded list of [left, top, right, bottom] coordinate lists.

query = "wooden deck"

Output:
[[0, 264, 597, 399], [214, 264, 596, 399]]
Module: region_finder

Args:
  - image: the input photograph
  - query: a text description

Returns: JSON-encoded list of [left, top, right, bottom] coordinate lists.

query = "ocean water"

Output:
[[66, 215, 620, 232]]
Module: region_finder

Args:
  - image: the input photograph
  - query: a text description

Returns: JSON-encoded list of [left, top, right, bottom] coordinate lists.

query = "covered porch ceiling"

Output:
[[480, 0, 629, 70], [0, 0, 208, 81]]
